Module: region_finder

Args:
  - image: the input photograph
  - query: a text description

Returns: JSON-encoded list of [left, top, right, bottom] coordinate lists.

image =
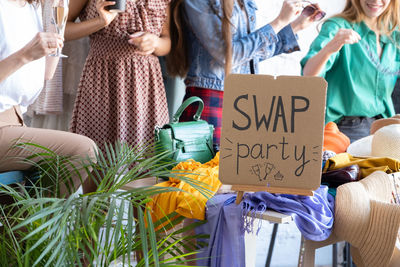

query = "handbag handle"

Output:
[[172, 96, 204, 123]]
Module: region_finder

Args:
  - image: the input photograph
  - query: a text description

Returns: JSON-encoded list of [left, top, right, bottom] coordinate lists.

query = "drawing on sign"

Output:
[[274, 171, 284, 181], [249, 162, 275, 181]]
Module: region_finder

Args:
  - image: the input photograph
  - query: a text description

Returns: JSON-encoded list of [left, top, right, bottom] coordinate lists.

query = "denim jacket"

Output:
[[184, 0, 300, 91]]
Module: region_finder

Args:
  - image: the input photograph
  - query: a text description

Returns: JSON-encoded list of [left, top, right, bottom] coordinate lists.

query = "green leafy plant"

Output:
[[0, 142, 213, 267]]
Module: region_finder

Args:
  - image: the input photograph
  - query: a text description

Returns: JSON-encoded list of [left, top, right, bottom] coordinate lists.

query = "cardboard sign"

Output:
[[219, 74, 327, 195]]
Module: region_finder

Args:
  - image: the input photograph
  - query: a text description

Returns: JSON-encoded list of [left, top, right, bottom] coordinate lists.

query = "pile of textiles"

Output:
[[196, 186, 334, 266]]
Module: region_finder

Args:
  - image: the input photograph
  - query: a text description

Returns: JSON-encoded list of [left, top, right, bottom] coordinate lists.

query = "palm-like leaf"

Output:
[[0, 141, 210, 266]]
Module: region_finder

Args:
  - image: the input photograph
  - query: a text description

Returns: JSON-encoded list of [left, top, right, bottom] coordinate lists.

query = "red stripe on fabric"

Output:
[[180, 87, 223, 145]]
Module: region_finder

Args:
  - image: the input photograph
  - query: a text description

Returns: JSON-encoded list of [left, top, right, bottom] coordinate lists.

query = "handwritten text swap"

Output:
[[232, 94, 309, 133], [225, 93, 318, 179]]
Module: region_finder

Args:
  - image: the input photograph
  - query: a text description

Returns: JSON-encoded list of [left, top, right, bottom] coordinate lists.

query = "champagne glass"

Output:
[[50, 0, 69, 57]]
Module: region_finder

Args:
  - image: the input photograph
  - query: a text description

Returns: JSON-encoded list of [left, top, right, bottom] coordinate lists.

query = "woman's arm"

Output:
[[183, 0, 303, 68], [65, 0, 118, 41], [152, 5, 171, 56], [0, 32, 63, 83], [0, 50, 30, 84], [127, 5, 171, 56], [259, 7, 318, 61], [302, 45, 336, 77], [303, 28, 361, 76]]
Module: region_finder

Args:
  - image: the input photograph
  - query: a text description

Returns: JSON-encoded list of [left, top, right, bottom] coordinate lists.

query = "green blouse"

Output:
[[301, 17, 400, 124]]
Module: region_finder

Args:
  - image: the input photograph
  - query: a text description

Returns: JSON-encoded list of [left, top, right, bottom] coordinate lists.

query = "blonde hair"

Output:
[[166, 0, 234, 77], [338, 0, 400, 36]]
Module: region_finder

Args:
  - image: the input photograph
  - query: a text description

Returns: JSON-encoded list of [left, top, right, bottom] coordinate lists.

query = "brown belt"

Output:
[[0, 106, 24, 127]]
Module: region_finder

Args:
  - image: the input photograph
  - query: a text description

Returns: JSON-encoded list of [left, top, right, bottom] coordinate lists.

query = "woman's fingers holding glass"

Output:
[[24, 32, 61, 60], [44, 32, 64, 45], [44, 33, 64, 55]]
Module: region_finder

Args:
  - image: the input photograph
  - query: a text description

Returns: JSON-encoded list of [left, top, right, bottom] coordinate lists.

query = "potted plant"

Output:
[[0, 142, 212, 266]]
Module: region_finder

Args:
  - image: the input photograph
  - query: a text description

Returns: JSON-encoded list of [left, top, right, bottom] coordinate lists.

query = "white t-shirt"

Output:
[[0, 0, 45, 113]]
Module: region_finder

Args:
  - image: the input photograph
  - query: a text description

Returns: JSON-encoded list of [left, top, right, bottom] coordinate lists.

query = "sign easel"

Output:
[[219, 74, 327, 204]]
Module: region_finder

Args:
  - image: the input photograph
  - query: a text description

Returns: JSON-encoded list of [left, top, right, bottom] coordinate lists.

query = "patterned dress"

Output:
[[70, 0, 169, 152]]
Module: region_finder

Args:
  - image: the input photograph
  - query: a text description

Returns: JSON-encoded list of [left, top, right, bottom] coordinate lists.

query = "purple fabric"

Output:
[[195, 186, 334, 266], [195, 194, 245, 267], [242, 185, 335, 241]]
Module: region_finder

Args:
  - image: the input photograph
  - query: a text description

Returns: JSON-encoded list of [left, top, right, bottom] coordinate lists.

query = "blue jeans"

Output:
[[336, 116, 381, 143]]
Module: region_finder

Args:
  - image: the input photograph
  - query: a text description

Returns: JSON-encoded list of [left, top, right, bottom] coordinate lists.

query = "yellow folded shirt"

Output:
[[147, 153, 221, 223], [324, 153, 400, 178]]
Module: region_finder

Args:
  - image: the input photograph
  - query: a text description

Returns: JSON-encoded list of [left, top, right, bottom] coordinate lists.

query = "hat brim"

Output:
[[335, 171, 400, 267], [346, 135, 373, 157]]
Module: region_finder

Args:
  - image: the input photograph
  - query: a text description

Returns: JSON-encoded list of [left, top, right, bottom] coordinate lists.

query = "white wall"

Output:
[[255, 0, 346, 76]]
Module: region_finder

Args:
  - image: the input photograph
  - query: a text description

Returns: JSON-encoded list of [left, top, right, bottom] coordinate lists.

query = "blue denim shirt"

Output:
[[183, 0, 300, 91]]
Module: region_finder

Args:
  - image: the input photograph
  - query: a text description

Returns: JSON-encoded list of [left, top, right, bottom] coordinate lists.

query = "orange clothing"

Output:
[[323, 122, 350, 153]]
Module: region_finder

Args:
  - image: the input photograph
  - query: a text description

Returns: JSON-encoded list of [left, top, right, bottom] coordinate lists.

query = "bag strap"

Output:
[[172, 96, 204, 123]]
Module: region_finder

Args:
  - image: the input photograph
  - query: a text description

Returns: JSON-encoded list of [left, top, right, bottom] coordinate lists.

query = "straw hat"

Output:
[[370, 114, 400, 135], [347, 123, 400, 159], [334, 171, 400, 267]]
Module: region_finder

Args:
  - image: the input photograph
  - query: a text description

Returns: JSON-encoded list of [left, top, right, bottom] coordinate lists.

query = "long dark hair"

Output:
[[166, 0, 234, 77]]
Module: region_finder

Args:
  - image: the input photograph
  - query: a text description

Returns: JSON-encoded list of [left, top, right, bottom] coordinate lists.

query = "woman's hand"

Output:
[[279, 0, 304, 24], [302, 28, 361, 76], [290, 12, 316, 33], [270, 0, 304, 33], [325, 29, 361, 53], [96, 0, 118, 27], [66, 0, 118, 40], [128, 32, 160, 55], [0, 32, 63, 83], [22, 32, 63, 62]]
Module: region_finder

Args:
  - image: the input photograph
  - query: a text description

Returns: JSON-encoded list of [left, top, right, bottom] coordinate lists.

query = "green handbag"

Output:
[[155, 96, 215, 168]]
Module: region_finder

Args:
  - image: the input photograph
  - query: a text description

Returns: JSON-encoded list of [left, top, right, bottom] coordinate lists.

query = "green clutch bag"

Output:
[[155, 96, 215, 168]]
